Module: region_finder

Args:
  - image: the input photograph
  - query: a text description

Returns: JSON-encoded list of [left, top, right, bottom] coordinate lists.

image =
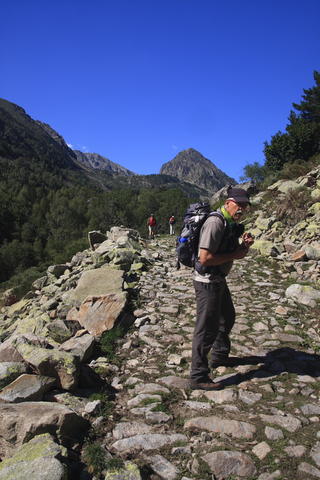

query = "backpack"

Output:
[[176, 202, 225, 268], [169, 216, 175, 224], [148, 217, 156, 226]]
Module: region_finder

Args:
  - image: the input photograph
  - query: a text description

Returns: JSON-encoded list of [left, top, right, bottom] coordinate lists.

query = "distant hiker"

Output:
[[169, 215, 176, 235], [190, 187, 254, 391], [147, 214, 157, 239]]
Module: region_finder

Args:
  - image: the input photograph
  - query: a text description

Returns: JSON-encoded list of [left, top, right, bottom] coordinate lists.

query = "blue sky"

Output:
[[1, 0, 320, 181]]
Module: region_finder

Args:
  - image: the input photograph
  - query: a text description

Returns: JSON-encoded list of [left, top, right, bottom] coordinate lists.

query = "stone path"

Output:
[[103, 236, 320, 480]]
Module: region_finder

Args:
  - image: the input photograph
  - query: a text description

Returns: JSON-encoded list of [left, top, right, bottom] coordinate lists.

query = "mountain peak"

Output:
[[160, 148, 235, 193]]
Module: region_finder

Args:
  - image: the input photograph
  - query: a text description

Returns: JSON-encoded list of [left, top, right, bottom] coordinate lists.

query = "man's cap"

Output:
[[226, 186, 251, 205]]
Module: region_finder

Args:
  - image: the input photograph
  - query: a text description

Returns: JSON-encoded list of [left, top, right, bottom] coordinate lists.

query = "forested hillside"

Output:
[[0, 99, 197, 289]]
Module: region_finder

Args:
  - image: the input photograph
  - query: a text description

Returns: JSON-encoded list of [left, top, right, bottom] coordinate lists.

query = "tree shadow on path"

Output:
[[218, 347, 320, 387]]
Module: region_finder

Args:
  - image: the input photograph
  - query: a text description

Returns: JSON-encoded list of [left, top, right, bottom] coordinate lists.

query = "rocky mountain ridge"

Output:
[[160, 148, 235, 193], [0, 164, 320, 478], [74, 150, 136, 176]]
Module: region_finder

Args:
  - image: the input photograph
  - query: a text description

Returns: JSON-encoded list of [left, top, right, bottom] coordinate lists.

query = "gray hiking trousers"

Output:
[[190, 279, 235, 381]]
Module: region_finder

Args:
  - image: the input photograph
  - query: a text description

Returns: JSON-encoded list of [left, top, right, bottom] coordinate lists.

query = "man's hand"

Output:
[[242, 232, 255, 247], [233, 244, 249, 259]]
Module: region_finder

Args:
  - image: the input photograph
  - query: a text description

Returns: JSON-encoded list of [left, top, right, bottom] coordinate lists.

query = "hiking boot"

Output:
[[189, 378, 224, 391]]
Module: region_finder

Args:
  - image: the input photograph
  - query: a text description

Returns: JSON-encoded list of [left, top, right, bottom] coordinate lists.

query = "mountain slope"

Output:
[[160, 148, 235, 192], [74, 150, 136, 176], [0, 99, 78, 171]]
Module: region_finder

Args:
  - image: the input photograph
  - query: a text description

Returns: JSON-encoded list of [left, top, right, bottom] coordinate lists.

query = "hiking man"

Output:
[[147, 214, 157, 239], [190, 187, 254, 391], [169, 215, 176, 235]]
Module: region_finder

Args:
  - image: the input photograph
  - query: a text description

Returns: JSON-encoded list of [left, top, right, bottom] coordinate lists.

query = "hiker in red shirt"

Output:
[[147, 214, 156, 239]]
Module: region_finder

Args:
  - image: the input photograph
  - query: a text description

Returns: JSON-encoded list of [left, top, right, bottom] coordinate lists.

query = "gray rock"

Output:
[[0, 374, 56, 402], [311, 443, 320, 467], [0, 433, 67, 480], [285, 283, 320, 307], [147, 454, 179, 480], [113, 422, 153, 440], [0, 362, 27, 389], [47, 264, 68, 278], [202, 450, 257, 479], [134, 383, 170, 395], [158, 376, 190, 389], [65, 266, 124, 306], [260, 414, 302, 432], [252, 441, 271, 459], [59, 333, 95, 362], [47, 319, 73, 343], [238, 390, 262, 404], [127, 394, 162, 407], [301, 404, 320, 415], [184, 415, 256, 439], [0, 402, 89, 457], [298, 462, 320, 478], [203, 389, 237, 404], [15, 343, 79, 391], [112, 433, 187, 452], [104, 461, 142, 480], [264, 426, 284, 440]]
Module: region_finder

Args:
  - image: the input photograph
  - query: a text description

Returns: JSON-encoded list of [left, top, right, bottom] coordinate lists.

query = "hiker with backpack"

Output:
[[177, 187, 254, 391], [147, 214, 157, 239], [169, 215, 176, 235]]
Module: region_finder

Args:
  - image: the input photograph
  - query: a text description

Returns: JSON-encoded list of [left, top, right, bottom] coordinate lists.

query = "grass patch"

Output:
[[82, 442, 108, 475], [89, 392, 114, 417], [100, 325, 124, 361]]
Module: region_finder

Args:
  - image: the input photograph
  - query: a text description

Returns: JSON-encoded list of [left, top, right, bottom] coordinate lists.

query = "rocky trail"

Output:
[[103, 235, 320, 480]]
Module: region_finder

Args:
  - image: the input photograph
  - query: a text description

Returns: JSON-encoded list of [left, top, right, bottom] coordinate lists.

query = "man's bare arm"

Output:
[[199, 244, 249, 266]]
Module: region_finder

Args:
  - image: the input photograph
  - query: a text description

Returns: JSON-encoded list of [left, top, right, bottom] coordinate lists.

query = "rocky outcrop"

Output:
[[160, 148, 235, 193], [0, 226, 152, 476]]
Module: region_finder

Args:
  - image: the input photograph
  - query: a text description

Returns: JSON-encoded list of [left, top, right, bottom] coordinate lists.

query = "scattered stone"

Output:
[[112, 433, 187, 452], [184, 416, 256, 439], [202, 450, 257, 479], [147, 454, 179, 480], [252, 441, 271, 459]]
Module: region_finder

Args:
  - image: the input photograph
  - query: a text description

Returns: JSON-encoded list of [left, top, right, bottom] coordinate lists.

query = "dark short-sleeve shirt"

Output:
[[193, 215, 233, 283]]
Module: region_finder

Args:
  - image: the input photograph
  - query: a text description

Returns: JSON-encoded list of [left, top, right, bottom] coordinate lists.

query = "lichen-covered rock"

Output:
[[0, 433, 67, 480], [285, 283, 320, 307], [104, 461, 142, 480], [14, 343, 79, 390], [64, 266, 124, 306], [0, 402, 89, 457], [0, 362, 28, 389], [251, 240, 276, 256], [46, 320, 73, 343]]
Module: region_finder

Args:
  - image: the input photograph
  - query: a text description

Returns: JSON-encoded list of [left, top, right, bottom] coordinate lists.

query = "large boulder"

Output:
[[14, 343, 79, 390], [59, 332, 95, 362], [77, 293, 127, 337], [64, 266, 124, 307], [0, 374, 56, 403], [0, 433, 67, 480], [285, 284, 320, 307], [0, 402, 89, 457]]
